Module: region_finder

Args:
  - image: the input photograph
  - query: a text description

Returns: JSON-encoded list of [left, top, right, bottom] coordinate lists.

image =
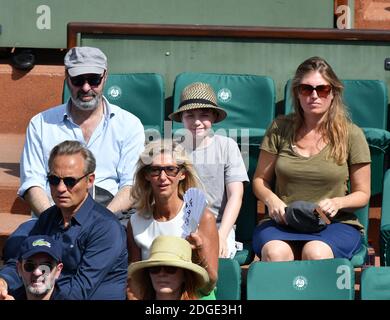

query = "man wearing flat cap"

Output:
[[18, 46, 145, 218]]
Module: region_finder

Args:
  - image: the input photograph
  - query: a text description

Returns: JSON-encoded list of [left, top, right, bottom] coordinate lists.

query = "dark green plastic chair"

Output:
[[173, 72, 275, 136], [284, 79, 390, 196], [350, 204, 370, 267], [247, 258, 355, 300], [215, 258, 241, 300], [63, 73, 165, 136], [361, 267, 390, 300], [172, 72, 276, 265], [380, 169, 390, 266]]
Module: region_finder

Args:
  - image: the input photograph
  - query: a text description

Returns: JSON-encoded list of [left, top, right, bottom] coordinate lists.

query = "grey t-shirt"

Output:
[[186, 135, 249, 222]]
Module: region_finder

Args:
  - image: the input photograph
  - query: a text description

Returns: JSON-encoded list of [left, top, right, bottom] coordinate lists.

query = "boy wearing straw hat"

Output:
[[169, 82, 249, 259]]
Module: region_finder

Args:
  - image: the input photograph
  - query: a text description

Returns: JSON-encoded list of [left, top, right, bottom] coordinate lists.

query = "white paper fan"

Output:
[[181, 188, 208, 238]]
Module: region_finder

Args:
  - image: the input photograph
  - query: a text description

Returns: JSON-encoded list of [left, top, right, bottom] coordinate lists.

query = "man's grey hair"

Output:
[[48, 140, 96, 174]]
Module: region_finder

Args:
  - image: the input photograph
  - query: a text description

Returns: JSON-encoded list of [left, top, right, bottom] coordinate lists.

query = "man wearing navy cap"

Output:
[[17, 235, 63, 300], [1, 235, 63, 300], [18, 46, 145, 220]]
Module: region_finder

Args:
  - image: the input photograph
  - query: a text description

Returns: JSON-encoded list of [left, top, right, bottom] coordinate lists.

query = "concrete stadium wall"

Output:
[[0, 0, 333, 48]]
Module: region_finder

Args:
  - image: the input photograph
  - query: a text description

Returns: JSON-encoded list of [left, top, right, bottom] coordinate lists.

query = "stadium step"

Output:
[[0, 62, 64, 244], [0, 213, 31, 237], [0, 133, 31, 254], [0, 62, 64, 134], [0, 134, 29, 214]]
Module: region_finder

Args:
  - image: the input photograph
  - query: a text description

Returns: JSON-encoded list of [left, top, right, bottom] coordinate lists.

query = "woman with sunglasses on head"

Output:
[[128, 235, 209, 300], [127, 139, 218, 299], [252, 56, 371, 262]]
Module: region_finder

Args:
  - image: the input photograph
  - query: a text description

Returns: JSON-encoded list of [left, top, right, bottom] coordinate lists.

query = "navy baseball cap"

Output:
[[19, 235, 62, 262]]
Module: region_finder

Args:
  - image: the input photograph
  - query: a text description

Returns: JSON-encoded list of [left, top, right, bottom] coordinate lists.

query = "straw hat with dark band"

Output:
[[128, 235, 209, 290], [169, 82, 227, 123]]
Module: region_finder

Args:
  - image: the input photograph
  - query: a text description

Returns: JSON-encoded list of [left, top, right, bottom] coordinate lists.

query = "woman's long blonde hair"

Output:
[[131, 139, 202, 217], [291, 56, 351, 164]]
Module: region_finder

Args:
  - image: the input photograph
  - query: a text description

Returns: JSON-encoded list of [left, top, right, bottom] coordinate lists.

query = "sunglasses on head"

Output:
[[69, 73, 104, 87], [23, 261, 55, 273], [146, 166, 183, 177], [148, 266, 179, 274], [47, 172, 90, 188], [298, 84, 332, 98]]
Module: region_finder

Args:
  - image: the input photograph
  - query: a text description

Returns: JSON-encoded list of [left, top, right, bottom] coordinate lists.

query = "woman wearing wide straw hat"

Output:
[[169, 82, 249, 259], [128, 235, 209, 300], [127, 139, 218, 299]]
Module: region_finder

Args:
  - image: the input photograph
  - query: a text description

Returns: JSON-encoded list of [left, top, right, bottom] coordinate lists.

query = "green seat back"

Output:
[[63, 73, 165, 135], [233, 141, 260, 265], [350, 204, 369, 267], [360, 267, 390, 300], [215, 258, 241, 300], [172, 72, 276, 265], [380, 169, 390, 266], [247, 258, 355, 300], [361, 267, 390, 300], [284, 79, 389, 195], [173, 72, 275, 133]]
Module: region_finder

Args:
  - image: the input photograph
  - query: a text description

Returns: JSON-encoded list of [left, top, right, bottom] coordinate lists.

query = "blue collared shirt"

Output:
[[18, 97, 145, 198], [0, 195, 128, 300]]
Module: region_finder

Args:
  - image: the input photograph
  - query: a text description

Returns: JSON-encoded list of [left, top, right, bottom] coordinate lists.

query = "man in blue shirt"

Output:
[[0, 140, 128, 300], [18, 46, 145, 217]]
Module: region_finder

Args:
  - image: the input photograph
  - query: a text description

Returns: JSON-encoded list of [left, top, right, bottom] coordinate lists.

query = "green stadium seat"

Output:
[[360, 267, 390, 300], [172, 72, 276, 265], [63, 73, 165, 136], [173, 72, 275, 135], [215, 258, 241, 300], [380, 169, 390, 266], [350, 204, 370, 267], [284, 79, 390, 196], [247, 258, 355, 300]]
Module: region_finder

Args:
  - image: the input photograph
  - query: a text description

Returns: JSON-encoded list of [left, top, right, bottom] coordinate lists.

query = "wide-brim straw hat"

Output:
[[169, 82, 227, 123], [128, 235, 209, 291]]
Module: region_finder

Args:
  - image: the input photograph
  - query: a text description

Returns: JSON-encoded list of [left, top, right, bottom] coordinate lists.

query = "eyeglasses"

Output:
[[47, 172, 90, 188], [298, 84, 332, 98], [23, 261, 55, 273], [146, 166, 183, 177], [148, 266, 179, 274], [69, 73, 104, 87]]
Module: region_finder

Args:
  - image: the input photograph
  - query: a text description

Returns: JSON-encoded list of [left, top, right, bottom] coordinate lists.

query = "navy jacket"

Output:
[[0, 195, 128, 300]]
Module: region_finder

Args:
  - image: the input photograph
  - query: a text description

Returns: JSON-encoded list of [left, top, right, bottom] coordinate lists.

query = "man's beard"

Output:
[[71, 91, 101, 111], [24, 276, 54, 297]]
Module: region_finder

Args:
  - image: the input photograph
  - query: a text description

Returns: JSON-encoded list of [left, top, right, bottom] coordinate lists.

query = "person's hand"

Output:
[[186, 232, 208, 268], [0, 278, 9, 300], [186, 231, 203, 250], [265, 196, 287, 224], [218, 233, 229, 258], [317, 198, 341, 218]]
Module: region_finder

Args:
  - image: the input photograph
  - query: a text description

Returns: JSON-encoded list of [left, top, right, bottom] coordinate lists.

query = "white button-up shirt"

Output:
[[18, 97, 145, 199]]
